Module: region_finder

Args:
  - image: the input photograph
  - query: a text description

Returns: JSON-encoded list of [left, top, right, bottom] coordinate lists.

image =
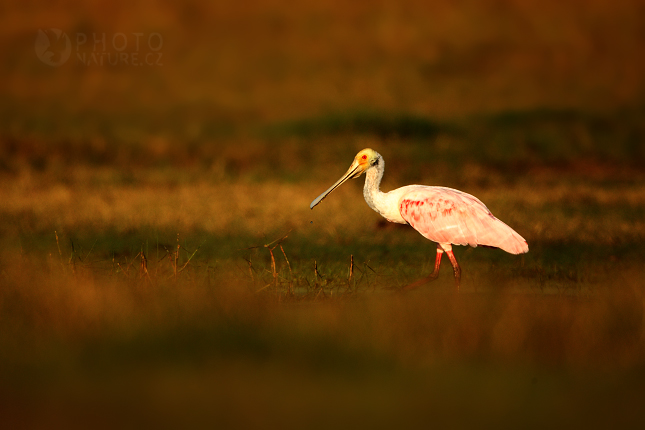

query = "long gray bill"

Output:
[[310, 164, 360, 209]]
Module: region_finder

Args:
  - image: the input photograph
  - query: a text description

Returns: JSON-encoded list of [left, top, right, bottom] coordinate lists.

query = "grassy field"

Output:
[[1, 0, 645, 428]]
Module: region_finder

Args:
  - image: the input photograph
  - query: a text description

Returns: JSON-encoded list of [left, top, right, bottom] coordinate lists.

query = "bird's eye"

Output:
[[362, 155, 367, 160]]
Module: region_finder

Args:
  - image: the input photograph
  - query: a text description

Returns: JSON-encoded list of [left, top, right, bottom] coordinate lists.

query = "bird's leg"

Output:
[[402, 245, 444, 291], [428, 246, 444, 279], [445, 250, 461, 292]]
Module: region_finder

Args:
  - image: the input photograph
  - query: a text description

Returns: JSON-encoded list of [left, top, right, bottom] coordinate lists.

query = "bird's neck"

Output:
[[363, 157, 385, 213]]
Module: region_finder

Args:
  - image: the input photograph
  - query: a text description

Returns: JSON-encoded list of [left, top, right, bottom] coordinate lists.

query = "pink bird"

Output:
[[310, 148, 528, 290]]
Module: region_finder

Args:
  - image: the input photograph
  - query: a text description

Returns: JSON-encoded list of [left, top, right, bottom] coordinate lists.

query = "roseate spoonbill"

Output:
[[310, 148, 528, 290]]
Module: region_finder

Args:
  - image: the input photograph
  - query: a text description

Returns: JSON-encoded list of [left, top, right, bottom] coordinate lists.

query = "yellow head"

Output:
[[351, 148, 380, 177]]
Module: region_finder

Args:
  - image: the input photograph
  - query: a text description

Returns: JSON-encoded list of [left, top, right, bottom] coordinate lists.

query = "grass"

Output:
[[1, 155, 644, 427], [1, 0, 645, 427], [1, 248, 644, 428], [2, 132, 645, 429], [2, 114, 645, 426]]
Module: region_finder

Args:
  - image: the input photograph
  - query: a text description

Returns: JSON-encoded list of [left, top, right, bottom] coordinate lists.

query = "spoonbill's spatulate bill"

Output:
[[310, 148, 528, 290]]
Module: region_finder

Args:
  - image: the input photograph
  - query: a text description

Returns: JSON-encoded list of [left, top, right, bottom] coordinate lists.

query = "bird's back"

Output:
[[398, 187, 528, 254]]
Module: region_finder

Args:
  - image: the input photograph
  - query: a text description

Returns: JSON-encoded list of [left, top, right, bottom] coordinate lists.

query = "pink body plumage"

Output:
[[399, 187, 528, 255]]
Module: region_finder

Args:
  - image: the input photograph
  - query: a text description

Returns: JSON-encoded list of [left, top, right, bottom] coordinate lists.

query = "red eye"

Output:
[[362, 155, 367, 160]]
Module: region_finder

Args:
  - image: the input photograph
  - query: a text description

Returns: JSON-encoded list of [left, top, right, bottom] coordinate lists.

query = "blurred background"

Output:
[[3, 0, 644, 166], [1, 0, 645, 428]]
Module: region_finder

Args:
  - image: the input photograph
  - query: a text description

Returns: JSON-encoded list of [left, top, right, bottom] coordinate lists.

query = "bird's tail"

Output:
[[495, 223, 529, 254]]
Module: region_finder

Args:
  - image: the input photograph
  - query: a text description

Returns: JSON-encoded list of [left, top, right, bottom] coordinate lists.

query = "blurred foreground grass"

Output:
[[2, 0, 645, 427], [1, 257, 644, 428]]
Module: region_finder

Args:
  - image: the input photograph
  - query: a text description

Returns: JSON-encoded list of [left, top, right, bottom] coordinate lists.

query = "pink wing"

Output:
[[399, 187, 528, 254]]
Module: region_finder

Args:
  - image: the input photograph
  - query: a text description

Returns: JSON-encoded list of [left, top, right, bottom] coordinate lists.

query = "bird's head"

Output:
[[310, 148, 381, 209], [351, 148, 381, 177]]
